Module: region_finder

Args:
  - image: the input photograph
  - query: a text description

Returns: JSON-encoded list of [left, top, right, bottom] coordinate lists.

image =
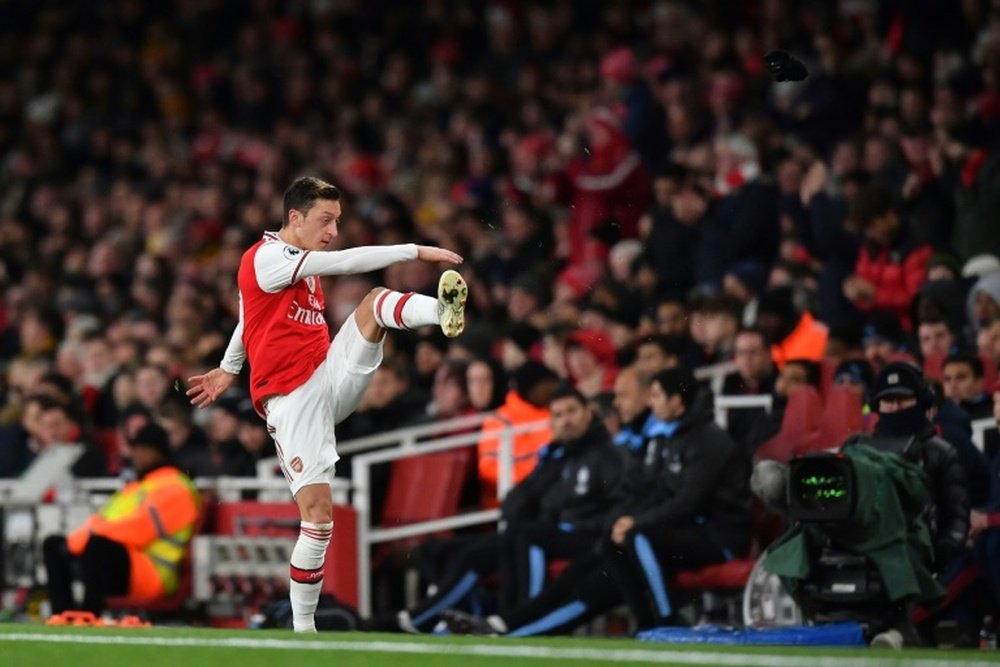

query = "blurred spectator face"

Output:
[[613, 368, 648, 423], [927, 264, 957, 281], [415, 341, 444, 378], [209, 407, 240, 444], [238, 421, 269, 456], [500, 339, 528, 372], [942, 361, 981, 402], [432, 365, 469, 418], [550, 394, 591, 442], [702, 312, 738, 355], [82, 338, 115, 379], [366, 367, 407, 410], [635, 341, 676, 377], [918, 321, 954, 358], [652, 174, 681, 208], [21, 398, 44, 438], [864, 338, 897, 369], [979, 320, 1000, 361], [878, 396, 918, 414], [734, 331, 772, 384], [39, 406, 78, 445], [974, 292, 1000, 327], [670, 186, 707, 226], [775, 362, 809, 397], [566, 345, 599, 382], [648, 379, 684, 421], [467, 361, 496, 411], [134, 365, 170, 409], [507, 286, 541, 322], [657, 301, 687, 336], [541, 334, 567, 378]]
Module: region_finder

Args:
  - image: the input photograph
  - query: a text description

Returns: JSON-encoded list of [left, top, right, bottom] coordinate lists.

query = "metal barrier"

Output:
[[972, 417, 998, 453], [694, 360, 738, 396], [350, 418, 549, 617], [714, 394, 773, 430]]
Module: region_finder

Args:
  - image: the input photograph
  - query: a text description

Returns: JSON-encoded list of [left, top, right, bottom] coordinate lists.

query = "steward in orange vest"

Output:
[[43, 423, 200, 614]]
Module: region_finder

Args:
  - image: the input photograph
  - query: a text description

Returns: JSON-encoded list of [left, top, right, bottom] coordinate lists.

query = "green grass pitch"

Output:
[[3, 624, 1000, 667]]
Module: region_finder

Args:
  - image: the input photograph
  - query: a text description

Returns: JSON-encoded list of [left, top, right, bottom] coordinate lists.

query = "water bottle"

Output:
[[981, 615, 997, 650]]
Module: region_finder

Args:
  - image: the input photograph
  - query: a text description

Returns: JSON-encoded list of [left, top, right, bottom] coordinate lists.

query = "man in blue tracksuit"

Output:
[[372, 385, 626, 632], [445, 368, 753, 635]]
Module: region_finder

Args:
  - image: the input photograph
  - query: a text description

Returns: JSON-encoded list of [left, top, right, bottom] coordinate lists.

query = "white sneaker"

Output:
[[437, 270, 467, 338], [870, 628, 903, 650]]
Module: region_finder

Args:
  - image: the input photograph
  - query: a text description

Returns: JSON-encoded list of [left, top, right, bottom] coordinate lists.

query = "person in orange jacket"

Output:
[[757, 285, 829, 370], [43, 423, 200, 614], [477, 361, 559, 504]]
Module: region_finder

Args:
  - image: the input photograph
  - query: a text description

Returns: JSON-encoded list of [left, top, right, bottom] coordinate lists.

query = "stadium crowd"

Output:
[[2, 0, 1000, 645]]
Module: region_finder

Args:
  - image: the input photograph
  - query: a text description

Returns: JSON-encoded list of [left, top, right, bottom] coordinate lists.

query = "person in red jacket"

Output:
[[42, 423, 200, 614], [843, 185, 932, 330]]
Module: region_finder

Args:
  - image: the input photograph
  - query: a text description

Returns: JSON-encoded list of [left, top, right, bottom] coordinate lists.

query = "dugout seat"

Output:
[[753, 387, 824, 463]]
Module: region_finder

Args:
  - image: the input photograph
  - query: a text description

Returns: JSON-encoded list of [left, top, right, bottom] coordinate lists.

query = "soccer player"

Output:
[[186, 176, 467, 632]]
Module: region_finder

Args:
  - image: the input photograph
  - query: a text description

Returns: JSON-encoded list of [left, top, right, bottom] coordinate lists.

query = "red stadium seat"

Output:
[[371, 448, 474, 568], [982, 354, 998, 394], [816, 385, 865, 450], [818, 358, 837, 399], [753, 387, 824, 463], [921, 353, 946, 383]]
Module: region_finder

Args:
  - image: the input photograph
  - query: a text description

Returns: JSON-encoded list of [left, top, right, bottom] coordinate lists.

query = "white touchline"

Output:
[[0, 633, 995, 667]]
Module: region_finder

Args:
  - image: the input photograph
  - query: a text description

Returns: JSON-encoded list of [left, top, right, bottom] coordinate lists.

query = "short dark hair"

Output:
[[943, 353, 984, 378], [651, 368, 699, 407], [550, 384, 588, 407], [636, 334, 684, 357], [735, 326, 771, 348], [785, 359, 822, 389], [850, 184, 895, 229], [283, 177, 341, 227]]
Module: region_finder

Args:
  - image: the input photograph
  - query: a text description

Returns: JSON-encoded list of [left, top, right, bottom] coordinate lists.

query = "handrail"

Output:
[[713, 394, 773, 429], [350, 418, 550, 617], [336, 412, 499, 455], [971, 417, 997, 453]]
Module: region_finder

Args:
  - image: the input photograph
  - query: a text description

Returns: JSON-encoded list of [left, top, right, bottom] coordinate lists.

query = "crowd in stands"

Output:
[[2, 0, 1000, 640]]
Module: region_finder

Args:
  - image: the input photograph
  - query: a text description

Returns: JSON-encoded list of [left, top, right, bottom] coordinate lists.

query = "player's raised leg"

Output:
[[353, 270, 468, 342], [289, 483, 334, 633]]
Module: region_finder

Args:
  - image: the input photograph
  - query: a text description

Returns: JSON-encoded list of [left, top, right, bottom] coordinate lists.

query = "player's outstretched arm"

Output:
[[416, 245, 463, 264], [186, 368, 238, 409]]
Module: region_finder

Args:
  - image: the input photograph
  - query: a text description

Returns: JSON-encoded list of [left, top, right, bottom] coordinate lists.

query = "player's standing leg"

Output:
[[286, 270, 467, 632]]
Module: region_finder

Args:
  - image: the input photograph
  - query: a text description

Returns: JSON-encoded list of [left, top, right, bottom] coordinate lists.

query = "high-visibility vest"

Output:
[[68, 466, 200, 594]]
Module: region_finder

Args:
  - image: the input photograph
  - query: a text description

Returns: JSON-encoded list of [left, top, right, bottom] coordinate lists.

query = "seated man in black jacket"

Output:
[[444, 369, 753, 636], [373, 385, 625, 633]]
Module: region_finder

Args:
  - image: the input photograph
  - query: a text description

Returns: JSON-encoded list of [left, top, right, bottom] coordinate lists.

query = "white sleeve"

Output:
[[253, 242, 419, 293], [219, 295, 245, 374]]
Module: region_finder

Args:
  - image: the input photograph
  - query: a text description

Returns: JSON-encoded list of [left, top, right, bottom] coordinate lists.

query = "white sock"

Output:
[[487, 614, 508, 634], [372, 290, 438, 330], [289, 521, 332, 632]]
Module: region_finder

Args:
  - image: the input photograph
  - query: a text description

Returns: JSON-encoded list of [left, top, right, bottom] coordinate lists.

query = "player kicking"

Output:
[[186, 176, 467, 632]]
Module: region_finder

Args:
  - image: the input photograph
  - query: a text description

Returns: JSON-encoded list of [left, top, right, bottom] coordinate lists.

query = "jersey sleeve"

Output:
[[219, 295, 245, 374], [253, 242, 419, 293]]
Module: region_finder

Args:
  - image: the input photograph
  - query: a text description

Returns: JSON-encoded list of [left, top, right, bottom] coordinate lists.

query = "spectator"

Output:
[[918, 318, 959, 360], [564, 329, 618, 398], [36, 398, 107, 478], [843, 185, 932, 330], [466, 358, 507, 412], [942, 354, 994, 421], [967, 272, 1000, 337], [632, 335, 682, 378], [757, 286, 828, 369]]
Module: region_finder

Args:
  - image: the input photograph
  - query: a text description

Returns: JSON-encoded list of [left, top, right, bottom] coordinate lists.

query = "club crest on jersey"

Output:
[[290, 457, 303, 473], [283, 246, 302, 260]]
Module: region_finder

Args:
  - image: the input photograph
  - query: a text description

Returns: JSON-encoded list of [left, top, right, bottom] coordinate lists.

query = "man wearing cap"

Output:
[[866, 362, 969, 572], [42, 423, 200, 615]]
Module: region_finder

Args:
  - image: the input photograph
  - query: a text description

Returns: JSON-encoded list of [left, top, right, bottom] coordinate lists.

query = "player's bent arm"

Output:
[[219, 304, 245, 375], [254, 242, 418, 293]]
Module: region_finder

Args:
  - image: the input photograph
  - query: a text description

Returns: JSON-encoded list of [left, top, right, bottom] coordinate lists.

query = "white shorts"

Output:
[[264, 314, 383, 497]]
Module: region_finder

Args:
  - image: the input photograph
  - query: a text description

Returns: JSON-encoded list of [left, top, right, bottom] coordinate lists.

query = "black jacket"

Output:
[[612, 391, 752, 553], [861, 423, 970, 567], [501, 419, 626, 533]]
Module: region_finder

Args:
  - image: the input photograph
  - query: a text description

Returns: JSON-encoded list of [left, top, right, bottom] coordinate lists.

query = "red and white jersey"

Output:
[[222, 232, 418, 414], [238, 231, 330, 413]]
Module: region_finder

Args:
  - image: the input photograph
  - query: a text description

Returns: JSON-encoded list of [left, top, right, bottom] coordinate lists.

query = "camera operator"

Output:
[[866, 362, 969, 573]]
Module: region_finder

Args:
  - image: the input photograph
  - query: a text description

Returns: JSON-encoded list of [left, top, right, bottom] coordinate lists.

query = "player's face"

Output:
[[293, 199, 341, 250]]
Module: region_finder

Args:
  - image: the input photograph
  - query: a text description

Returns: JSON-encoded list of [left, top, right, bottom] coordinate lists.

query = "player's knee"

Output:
[[362, 287, 386, 306], [299, 499, 334, 524]]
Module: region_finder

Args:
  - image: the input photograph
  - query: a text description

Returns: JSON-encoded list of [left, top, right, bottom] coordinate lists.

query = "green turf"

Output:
[[3, 623, 1000, 667]]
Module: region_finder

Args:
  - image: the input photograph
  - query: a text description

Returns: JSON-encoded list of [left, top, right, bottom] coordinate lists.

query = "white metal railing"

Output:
[[695, 360, 738, 396], [351, 418, 549, 617], [972, 417, 998, 454], [337, 412, 498, 456], [713, 394, 773, 429]]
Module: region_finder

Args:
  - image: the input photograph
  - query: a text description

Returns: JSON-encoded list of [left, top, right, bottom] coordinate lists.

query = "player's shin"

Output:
[[289, 520, 333, 632]]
